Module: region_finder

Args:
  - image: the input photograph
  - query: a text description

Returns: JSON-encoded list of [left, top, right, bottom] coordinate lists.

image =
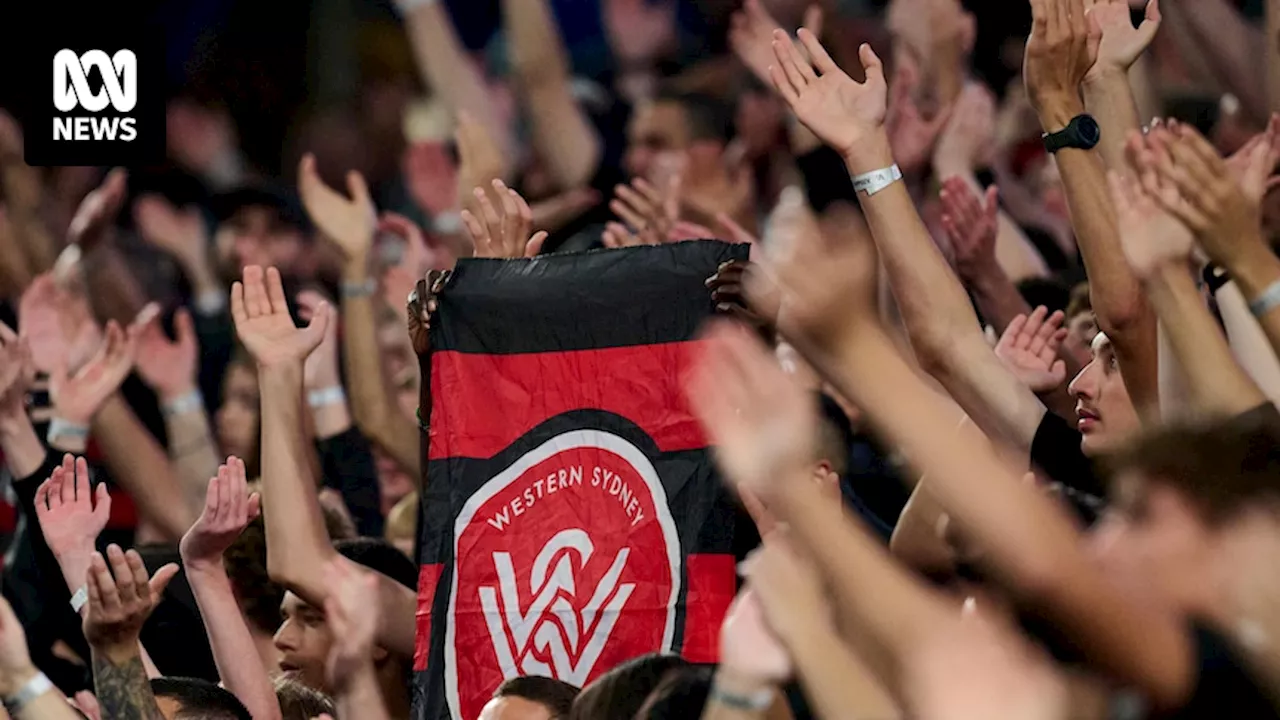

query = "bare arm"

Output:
[[1162, 0, 1268, 124], [1216, 280, 1280, 406], [1271, 0, 1280, 112], [93, 395, 194, 540], [501, 0, 602, 190], [186, 566, 282, 720], [889, 476, 957, 576]]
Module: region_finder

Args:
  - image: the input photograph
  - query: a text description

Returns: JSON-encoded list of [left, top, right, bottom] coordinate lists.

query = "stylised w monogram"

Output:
[[478, 529, 634, 686], [53, 49, 137, 113]]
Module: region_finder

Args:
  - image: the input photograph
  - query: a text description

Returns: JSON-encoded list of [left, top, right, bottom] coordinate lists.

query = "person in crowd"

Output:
[[477, 677, 579, 720]]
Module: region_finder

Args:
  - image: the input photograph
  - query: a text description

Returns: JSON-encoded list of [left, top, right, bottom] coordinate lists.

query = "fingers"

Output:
[[173, 308, 196, 351], [74, 454, 90, 505], [240, 266, 269, 317], [264, 267, 290, 316], [525, 232, 548, 258], [474, 187, 504, 252], [460, 209, 489, 255], [91, 550, 121, 613], [148, 563, 180, 601], [92, 483, 111, 528], [771, 31, 807, 100]]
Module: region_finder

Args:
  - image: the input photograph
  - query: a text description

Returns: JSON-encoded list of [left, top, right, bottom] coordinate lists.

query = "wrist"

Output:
[[958, 256, 1006, 289], [840, 129, 895, 176], [1082, 65, 1128, 88], [713, 666, 775, 696], [1033, 93, 1086, 133], [93, 641, 141, 666], [181, 556, 225, 576], [160, 386, 200, 408], [0, 665, 38, 698], [1217, 239, 1280, 293], [341, 253, 372, 283], [47, 417, 90, 452]]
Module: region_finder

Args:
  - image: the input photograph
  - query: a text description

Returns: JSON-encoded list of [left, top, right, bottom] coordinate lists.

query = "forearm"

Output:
[[341, 265, 420, 476], [160, 392, 223, 520], [770, 467, 955, 697], [965, 263, 1033, 335], [335, 665, 390, 720], [1216, 280, 1280, 406], [92, 648, 165, 720], [1271, 0, 1280, 112], [1082, 71, 1141, 173], [502, 0, 601, 189], [1145, 262, 1265, 417], [889, 478, 956, 576], [402, 2, 513, 167], [1171, 0, 1268, 123], [0, 413, 50, 481], [185, 565, 283, 720], [1217, 242, 1280, 357], [93, 395, 194, 540], [80, 245, 146, 326], [787, 619, 901, 720], [258, 364, 339, 601]]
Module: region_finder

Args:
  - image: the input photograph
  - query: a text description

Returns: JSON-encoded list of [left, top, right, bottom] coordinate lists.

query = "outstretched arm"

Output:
[[501, 0, 602, 190], [233, 266, 417, 658]]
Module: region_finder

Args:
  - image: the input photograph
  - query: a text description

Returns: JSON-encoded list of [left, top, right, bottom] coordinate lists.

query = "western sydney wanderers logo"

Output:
[[445, 429, 680, 720]]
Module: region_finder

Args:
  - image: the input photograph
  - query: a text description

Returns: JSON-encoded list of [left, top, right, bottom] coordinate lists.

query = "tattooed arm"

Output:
[[92, 651, 165, 720]]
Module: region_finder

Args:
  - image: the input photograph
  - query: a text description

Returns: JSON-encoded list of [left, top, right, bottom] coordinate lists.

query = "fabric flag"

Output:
[[412, 241, 752, 720]]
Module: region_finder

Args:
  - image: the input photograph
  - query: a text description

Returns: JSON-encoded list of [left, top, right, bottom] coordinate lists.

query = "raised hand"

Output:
[[718, 587, 792, 686], [18, 273, 103, 376], [68, 169, 128, 250], [0, 323, 33, 423], [377, 212, 447, 312], [685, 322, 817, 498], [133, 308, 198, 401], [0, 595, 38, 699], [403, 141, 460, 217], [50, 317, 142, 426], [993, 307, 1069, 393], [298, 154, 376, 262], [769, 29, 889, 164], [231, 266, 330, 369], [938, 177, 999, 279], [132, 194, 209, 269], [729, 0, 824, 89], [1110, 143, 1196, 279], [1223, 114, 1280, 205], [1023, 0, 1102, 118], [460, 180, 547, 259], [1086, 0, 1161, 79], [933, 82, 997, 175], [83, 544, 179, 654], [35, 455, 112, 594], [298, 289, 342, 391], [604, 177, 680, 249], [179, 457, 261, 571], [1136, 123, 1259, 266], [740, 532, 835, 648], [455, 112, 506, 216], [322, 558, 381, 691], [885, 57, 954, 175]]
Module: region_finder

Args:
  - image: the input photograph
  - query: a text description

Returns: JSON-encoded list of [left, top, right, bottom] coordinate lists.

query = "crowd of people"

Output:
[[0, 0, 1278, 717]]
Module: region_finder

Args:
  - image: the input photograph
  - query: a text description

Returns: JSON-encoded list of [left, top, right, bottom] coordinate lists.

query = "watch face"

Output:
[[1076, 116, 1101, 146]]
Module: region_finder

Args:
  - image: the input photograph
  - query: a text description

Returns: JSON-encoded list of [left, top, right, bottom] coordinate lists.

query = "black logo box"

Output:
[[9, 2, 165, 167]]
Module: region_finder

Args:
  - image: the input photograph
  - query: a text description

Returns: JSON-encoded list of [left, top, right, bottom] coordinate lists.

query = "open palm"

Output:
[[231, 266, 329, 369], [1109, 168, 1194, 279], [1087, 0, 1160, 77], [298, 154, 376, 261], [770, 30, 888, 159]]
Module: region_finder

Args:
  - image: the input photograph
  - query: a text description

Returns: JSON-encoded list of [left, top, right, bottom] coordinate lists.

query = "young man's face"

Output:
[[478, 695, 556, 720], [624, 101, 691, 180], [273, 591, 334, 692], [1067, 332, 1141, 456]]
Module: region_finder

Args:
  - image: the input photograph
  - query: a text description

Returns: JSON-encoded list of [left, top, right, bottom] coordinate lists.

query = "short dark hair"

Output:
[[494, 676, 579, 719], [816, 392, 854, 477], [1103, 408, 1280, 524], [1016, 277, 1070, 317], [150, 677, 252, 720], [655, 90, 734, 144], [569, 653, 689, 720], [634, 665, 713, 719], [274, 675, 337, 720], [223, 515, 286, 634], [334, 537, 419, 590], [1066, 282, 1092, 320]]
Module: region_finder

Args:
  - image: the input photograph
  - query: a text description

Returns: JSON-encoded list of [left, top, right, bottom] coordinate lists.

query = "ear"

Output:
[[813, 460, 840, 497], [371, 644, 390, 665]]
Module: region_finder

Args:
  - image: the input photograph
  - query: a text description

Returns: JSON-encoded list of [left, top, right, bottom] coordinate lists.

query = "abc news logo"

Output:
[[53, 49, 138, 142]]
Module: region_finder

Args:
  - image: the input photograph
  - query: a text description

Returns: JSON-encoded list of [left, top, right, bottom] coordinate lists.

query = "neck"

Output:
[[377, 664, 412, 720]]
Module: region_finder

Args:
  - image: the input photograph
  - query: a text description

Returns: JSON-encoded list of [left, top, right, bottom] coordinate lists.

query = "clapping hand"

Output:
[[18, 273, 102, 376], [729, 0, 824, 90], [938, 177, 999, 280], [322, 559, 381, 691], [768, 28, 889, 167], [685, 322, 817, 500], [132, 194, 209, 270], [1223, 114, 1280, 205], [133, 308, 199, 402], [0, 322, 33, 424], [460, 180, 547, 259], [298, 154, 377, 263], [82, 544, 178, 659], [35, 455, 111, 598], [604, 177, 679, 248], [993, 307, 1069, 393], [933, 82, 997, 176], [717, 587, 793, 687], [885, 57, 954, 175], [1023, 0, 1101, 121], [231, 266, 330, 370], [179, 457, 261, 572], [50, 314, 144, 426], [68, 169, 128, 251], [1086, 0, 1161, 80], [1110, 132, 1197, 279]]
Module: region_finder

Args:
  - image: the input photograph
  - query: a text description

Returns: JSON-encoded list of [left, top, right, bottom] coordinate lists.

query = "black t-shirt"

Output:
[[1168, 624, 1278, 719], [1030, 411, 1107, 525]]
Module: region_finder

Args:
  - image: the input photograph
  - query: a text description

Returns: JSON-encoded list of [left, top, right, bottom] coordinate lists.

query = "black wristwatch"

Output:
[[1042, 114, 1101, 153], [1202, 262, 1231, 293]]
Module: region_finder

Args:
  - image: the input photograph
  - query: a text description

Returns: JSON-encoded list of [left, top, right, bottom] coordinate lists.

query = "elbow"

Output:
[[1094, 293, 1150, 340]]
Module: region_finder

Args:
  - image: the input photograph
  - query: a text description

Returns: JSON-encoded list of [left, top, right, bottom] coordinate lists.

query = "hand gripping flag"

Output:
[[412, 241, 752, 720]]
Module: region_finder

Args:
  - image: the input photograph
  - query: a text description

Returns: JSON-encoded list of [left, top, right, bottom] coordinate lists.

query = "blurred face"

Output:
[[273, 592, 333, 691], [477, 696, 554, 720], [216, 364, 259, 459], [217, 205, 306, 275], [625, 101, 691, 179], [1063, 311, 1097, 367], [1067, 333, 1140, 456], [735, 91, 784, 159], [1089, 472, 1214, 614], [376, 450, 415, 516]]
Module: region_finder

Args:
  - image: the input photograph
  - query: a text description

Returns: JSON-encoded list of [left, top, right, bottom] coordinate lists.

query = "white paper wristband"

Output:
[[850, 164, 903, 196], [70, 585, 88, 613], [307, 387, 347, 409], [3, 672, 53, 713]]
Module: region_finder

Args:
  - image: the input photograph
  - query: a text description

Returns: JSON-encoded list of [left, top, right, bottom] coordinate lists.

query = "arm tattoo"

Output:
[[92, 650, 165, 720]]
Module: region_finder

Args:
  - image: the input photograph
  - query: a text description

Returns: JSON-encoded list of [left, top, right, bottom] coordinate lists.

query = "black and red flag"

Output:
[[412, 241, 752, 720]]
